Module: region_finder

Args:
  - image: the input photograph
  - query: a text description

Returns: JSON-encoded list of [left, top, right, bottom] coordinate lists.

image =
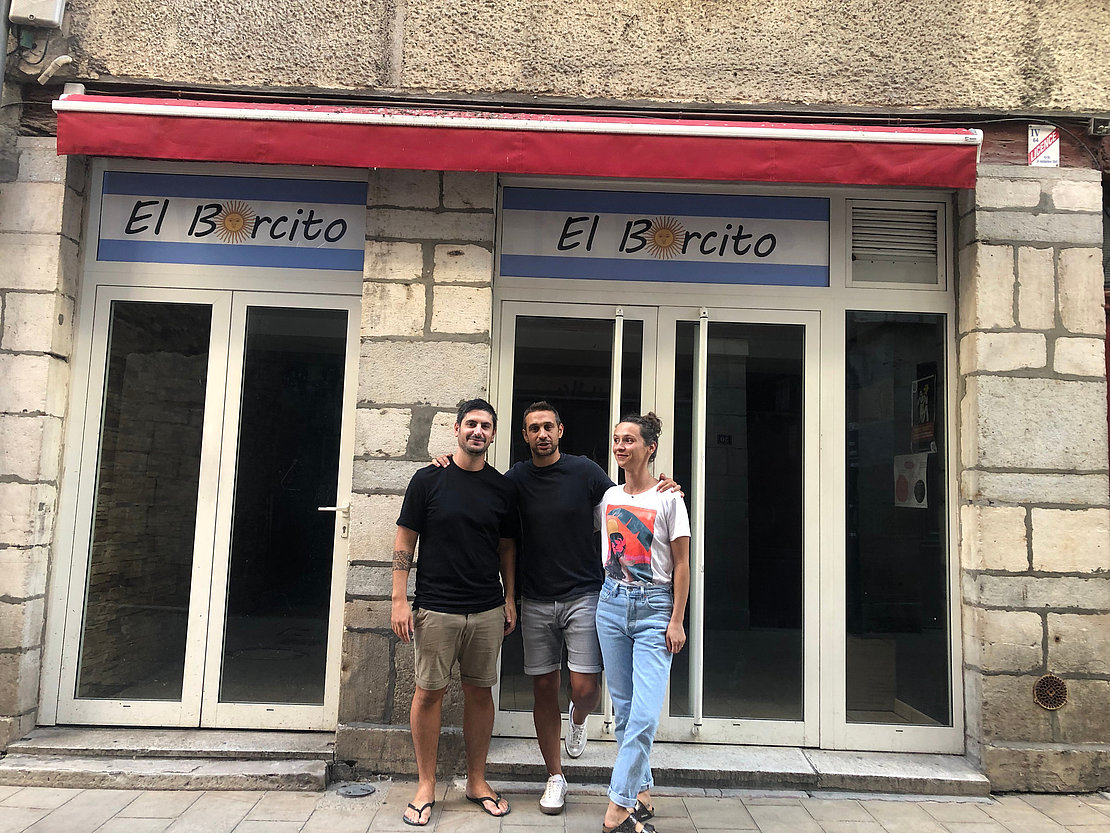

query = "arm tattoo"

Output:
[[392, 549, 414, 571]]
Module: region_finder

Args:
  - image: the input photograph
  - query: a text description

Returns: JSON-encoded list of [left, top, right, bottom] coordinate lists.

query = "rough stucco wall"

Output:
[[63, 0, 395, 88], [59, 0, 1110, 112]]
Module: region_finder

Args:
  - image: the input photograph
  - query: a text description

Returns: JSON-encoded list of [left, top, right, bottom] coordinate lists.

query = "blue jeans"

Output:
[[595, 575, 673, 809]]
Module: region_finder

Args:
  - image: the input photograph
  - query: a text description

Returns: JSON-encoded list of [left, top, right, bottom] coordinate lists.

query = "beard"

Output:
[[531, 441, 558, 457], [461, 437, 489, 456]]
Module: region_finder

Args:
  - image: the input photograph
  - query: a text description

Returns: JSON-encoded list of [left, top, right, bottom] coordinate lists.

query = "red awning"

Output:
[[53, 92, 983, 189]]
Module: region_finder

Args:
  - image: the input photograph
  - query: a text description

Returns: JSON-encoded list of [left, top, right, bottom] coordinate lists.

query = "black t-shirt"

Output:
[[397, 460, 518, 614], [505, 454, 614, 602]]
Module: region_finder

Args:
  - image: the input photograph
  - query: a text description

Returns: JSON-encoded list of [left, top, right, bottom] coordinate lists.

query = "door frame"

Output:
[[651, 306, 821, 747], [491, 301, 659, 738], [39, 158, 365, 729], [48, 287, 359, 729]]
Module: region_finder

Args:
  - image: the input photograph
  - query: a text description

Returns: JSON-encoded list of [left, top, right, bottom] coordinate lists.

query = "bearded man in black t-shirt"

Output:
[[504, 402, 613, 814], [391, 398, 517, 827], [506, 401, 680, 816]]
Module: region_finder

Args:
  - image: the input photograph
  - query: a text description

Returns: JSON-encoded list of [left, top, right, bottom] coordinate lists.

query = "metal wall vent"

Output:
[[1033, 673, 1068, 710], [848, 201, 945, 287]]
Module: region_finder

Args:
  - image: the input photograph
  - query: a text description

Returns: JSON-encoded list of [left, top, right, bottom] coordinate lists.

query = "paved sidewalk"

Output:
[[1, 779, 1109, 833]]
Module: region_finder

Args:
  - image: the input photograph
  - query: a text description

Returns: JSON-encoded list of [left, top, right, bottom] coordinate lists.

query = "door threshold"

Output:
[[8, 726, 335, 761], [485, 738, 990, 796]]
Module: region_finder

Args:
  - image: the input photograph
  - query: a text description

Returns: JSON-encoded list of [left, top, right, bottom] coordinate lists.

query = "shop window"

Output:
[[845, 311, 951, 727]]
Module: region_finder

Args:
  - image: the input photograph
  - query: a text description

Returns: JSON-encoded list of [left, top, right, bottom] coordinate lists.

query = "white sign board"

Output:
[[500, 187, 830, 286], [1028, 125, 1060, 167], [98, 171, 367, 271]]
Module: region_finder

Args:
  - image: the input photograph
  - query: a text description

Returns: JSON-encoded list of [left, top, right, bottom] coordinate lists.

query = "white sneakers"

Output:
[[539, 773, 568, 814], [539, 703, 588, 814], [565, 701, 588, 758]]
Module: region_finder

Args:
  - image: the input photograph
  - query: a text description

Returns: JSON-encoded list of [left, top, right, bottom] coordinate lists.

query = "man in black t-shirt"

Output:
[[391, 398, 516, 827], [507, 401, 680, 815], [506, 401, 613, 814]]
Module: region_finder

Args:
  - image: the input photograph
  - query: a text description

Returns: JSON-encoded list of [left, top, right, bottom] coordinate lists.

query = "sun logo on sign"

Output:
[[214, 201, 256, 244], [646, 217, 685, 259]]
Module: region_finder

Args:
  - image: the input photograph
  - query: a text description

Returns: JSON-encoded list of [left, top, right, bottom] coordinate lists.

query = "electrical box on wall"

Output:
[[9, 0, 66, 27]]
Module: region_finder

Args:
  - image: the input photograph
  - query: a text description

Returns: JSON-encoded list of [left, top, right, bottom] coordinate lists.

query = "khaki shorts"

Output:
[[413, 605, 505, 690]]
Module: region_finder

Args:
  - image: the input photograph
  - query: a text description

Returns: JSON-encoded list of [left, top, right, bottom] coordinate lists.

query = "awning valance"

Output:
[[53, 92, 983, 189]]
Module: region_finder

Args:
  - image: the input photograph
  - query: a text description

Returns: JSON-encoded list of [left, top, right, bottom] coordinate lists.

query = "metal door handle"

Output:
[[318, 504, 350, 538]]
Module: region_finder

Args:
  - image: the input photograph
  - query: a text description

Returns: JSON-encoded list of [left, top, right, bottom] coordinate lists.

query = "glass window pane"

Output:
[[77, 301, 212, 700], [218, 307, 348, 705], [845, 311, 951, 726]]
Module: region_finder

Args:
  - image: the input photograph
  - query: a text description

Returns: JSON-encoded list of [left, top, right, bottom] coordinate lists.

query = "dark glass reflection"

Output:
[[218, 307, 347, 704], [671, 322, 805, 721], [77, 301, 212, 700], [845, 311, 950, 726]]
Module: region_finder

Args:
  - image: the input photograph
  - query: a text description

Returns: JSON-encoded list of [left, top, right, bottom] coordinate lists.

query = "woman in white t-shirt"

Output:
[[595, 413, 690, 833]]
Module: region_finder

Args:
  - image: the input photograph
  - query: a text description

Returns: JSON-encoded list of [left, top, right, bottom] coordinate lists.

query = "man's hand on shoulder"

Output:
[[429, 454, 451, 469], [656, 473, 685, 498]]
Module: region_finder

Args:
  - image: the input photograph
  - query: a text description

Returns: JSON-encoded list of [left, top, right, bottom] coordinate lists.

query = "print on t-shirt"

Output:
[[605, 505, 657, 584]]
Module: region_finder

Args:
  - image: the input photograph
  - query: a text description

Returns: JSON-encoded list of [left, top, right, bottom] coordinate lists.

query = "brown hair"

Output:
[[618, 412, 663, 462]]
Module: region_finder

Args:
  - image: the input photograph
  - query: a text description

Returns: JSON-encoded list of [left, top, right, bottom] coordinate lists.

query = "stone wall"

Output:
[[336, 170, 497, 773], [0, 139, 82, 746], [957, 165, 1110, 792]]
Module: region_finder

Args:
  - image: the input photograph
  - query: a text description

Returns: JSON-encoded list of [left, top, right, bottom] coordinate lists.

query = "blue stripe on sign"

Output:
[[499, 254, 829, 286], [103, 172, 368, 205], [502, 188, 829, 222], [98, 239, 364, 271]]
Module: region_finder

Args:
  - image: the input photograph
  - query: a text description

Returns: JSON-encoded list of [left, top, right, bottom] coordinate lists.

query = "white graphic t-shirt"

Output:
[[597, 485, 691, 586]]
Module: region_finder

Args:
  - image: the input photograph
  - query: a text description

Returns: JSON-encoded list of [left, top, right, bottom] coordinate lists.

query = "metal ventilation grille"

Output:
[[852, 207, 938, 263], [849, 202, 944, 286]]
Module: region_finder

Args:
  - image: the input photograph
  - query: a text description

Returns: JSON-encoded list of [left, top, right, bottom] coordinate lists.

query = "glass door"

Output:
[[57, 288, 358, 729], [201, 294, 358, 729], [493, 302, 819, 746], [654, 308, 820, 745], [492, 302, 656, 737]]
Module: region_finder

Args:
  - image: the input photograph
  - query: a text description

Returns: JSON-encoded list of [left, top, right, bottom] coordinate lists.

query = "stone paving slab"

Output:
[[0, 779, 1108, 833]]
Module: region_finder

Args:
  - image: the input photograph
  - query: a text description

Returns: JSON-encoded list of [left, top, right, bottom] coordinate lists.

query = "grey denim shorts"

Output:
[[520, 592, 604, 676]]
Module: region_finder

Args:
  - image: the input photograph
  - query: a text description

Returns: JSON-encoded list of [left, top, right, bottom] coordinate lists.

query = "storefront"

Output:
[[3, 87, 1105, 792], [491, 183, 959, 754], [35, 92, 973, 747], [40, 165, 364, 731]]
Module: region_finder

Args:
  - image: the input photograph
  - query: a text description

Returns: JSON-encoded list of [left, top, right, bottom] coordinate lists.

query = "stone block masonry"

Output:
[[957, 164, 1110, 792], [339, 170, 497, 772], [0, 140, 84, 749]]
